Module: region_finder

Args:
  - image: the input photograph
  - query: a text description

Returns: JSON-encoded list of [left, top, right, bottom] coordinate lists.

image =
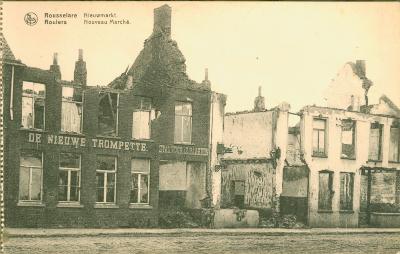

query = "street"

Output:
[[4, 232, 400, 254]]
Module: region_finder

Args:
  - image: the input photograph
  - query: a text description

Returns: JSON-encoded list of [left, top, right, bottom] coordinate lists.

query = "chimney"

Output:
[[49, 52, 61, 80], [254, 86, 266, 112], [153, 4, 171, 38], [74, 49, 87, 86], [356, 60, 366, 77], [201, 68, 211, 88]]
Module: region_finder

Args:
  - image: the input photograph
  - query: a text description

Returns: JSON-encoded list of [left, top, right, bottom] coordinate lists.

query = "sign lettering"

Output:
[[159, 144, 208, 156], [27, 132, 148, 152]]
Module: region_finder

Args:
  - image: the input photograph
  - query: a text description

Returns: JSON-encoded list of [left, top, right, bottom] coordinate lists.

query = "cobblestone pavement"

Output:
[[4, 233, 400, 254]]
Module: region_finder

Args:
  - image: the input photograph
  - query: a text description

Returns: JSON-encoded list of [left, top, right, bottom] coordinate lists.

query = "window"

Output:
[[389, 124, 400, 162], [312, 118, 327, 157], [174, 102, 192, 144], [98, 92, 119, 136], [341, 120, 356, 159], [61, 86, 83, 133], [130, 159, 150, 204], [368, 122, 383, 161], [318, 171, 333, 210], [232, 180, 245, 209], [132, 97, 152, 140], [22, 82, 45, 129], [96, 155, 117, 203], [58, 153, 81, 202], [19, 150, 42, 202], [340, 172, 354, 211]]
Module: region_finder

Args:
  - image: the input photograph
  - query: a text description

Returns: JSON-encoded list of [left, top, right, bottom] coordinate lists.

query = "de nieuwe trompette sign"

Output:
[[27, 132, 208, 156]]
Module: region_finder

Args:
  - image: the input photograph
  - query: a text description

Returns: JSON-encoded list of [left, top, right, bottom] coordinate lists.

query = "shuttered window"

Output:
[[389, 127, 400, 162], [368, 122, 383, 161], [340, 172, 354, 211], [318, 171, 333, 210]]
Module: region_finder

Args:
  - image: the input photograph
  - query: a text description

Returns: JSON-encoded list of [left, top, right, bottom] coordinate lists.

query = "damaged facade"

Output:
[[2, 5, 226, 228], [2, 5, 399, 229], [220, 88, 289, 214], [220, 61, 400, 228]]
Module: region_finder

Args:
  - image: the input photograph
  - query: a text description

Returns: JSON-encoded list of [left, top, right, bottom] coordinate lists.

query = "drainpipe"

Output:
[[10, 66, 15, 120], [367, 169, 372, 225], [208, 92, 214, 203]]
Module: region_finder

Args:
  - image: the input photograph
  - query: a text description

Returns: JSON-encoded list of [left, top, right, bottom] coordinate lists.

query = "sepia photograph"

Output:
[[1, 1, 400, 253]]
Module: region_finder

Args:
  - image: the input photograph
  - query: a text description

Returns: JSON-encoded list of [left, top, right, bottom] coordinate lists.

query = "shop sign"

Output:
[[27, 132, 148, 152], [159, 144, 208, 156]]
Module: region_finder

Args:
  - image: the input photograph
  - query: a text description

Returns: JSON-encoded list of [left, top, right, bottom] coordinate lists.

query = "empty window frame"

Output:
[[368, 122, 383, 161], [61, 86, 83, 133], [340, 172, 354, 211], [58, 153, 81, 202], [98, 92, 119, 136], [96, 155, 117, 203], [389, 123, 400, 163], [318, 171, 334, 210], [19, 150, 43, 202], [341, 120, 356, 159], [21, 82, 45, 129], [174, 102, 192, 144], [312, 118, 327, 157], [132, 97, 152, 140], [130, 159, 150, 204], [232, 180, 245, 209]]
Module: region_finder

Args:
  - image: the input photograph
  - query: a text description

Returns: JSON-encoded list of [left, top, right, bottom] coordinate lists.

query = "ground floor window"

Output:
[[130, 159, 150, 204], [340, 172, 354, 211], [19, 150, 43, 202], [232, 180, 245, 208], [58, 153, 81, 202], [318, 171, 334, 210], [96, 155, 117, 203]]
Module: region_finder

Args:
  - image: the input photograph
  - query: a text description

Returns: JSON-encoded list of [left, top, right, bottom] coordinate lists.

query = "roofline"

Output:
[[301, 105, 400, 120], [2, 59, 26, 67]]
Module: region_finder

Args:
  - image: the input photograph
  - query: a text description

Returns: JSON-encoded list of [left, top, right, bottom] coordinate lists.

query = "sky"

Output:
[[3, 1, 400, 113]]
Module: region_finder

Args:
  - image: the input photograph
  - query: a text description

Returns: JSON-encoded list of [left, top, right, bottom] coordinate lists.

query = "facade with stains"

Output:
[[220, 88, 289, 212], [220, 61, 400, 228], [300, 61, 400, 227], [300, 104, 400, 227], [2, 5, 226, 228]]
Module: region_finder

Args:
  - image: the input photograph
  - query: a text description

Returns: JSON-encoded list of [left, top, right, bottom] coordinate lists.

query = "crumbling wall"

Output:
[[221, 161, 275, 208], [224, 111, 275, 159]]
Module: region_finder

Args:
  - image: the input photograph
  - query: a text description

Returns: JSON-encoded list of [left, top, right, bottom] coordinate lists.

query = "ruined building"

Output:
[[2, 5, 226, 228], [220, 61, 400, 228]]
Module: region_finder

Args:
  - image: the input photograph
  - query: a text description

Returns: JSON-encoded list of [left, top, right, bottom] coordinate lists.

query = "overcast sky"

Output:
[[4, 2, 400, 112]]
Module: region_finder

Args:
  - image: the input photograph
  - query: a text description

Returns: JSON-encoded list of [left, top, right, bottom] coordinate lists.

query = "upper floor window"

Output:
[[340, 172, 354, 211], [174, 102, 192, 144], [98, 92, 119, 137], [341, 119, 356, 159], [132, 97, 152, 140], [389, 122, 400, 162], [96, 155, 117, 203], [130, 159, 150, 204], [61, 86, 83, 133], [312, 118, 327, 157], [19, 150, 43, 202], [318, 171, 334, 211], [22, 82, 45, 129], [368, 122, 383, 161], [58, 153, 81, 202]]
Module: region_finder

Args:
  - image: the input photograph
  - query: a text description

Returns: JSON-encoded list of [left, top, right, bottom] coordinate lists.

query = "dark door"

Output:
[[280, 166, 309, 224]]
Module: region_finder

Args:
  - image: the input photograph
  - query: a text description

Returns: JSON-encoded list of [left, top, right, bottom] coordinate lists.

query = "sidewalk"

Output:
[[5, 227, 400, 238]]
